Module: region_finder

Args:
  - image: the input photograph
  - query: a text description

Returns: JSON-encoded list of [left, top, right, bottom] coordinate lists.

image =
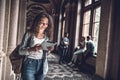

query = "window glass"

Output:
[[92, 7, 101, 53], [85, 0, 92, 6], [95, 0, 99, 2], [82, 11, 91, 37]]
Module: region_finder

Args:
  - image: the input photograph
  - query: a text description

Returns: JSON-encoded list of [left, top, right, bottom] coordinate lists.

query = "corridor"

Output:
[[0, 0, 120, 80], [44, 53, 92, 80]]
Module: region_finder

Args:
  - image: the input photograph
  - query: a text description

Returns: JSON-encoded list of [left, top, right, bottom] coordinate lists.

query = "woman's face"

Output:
[[38, 17, 49, 31]]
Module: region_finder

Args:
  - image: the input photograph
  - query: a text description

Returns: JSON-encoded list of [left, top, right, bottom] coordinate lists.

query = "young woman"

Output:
[[19, 12, 53, 80]]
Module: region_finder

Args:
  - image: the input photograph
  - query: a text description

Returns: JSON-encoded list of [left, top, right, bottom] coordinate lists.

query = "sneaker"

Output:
[[68, 62, 72, 65], [70, 64, 75, 67]]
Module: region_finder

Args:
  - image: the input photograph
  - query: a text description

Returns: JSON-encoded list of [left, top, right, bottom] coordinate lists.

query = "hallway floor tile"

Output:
[[45, 53, 92, 80]]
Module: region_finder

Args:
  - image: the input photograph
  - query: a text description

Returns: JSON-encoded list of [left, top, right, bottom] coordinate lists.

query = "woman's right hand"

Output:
[[28, 44, 42, 52]]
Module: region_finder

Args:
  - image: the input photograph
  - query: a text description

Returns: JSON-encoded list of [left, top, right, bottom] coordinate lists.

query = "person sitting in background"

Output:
[[82, 35, 95, 64], [68, 37, 86, 67]]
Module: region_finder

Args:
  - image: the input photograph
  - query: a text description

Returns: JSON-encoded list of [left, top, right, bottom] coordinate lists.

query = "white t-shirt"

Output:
[[28, 36, 45, 59], [63, 37, 69, 45]]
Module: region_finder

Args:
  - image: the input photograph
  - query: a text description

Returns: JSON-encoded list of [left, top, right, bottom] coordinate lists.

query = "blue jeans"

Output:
[[21, 58, 44, 80], [59, 47, 68, 63]]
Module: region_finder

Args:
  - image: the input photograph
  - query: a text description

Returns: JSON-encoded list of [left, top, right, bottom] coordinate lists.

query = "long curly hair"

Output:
[[30, 12, 53, 38]]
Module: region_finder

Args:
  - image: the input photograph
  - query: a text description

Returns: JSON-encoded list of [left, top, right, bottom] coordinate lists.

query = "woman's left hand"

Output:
[[47, 46, 54, 51]]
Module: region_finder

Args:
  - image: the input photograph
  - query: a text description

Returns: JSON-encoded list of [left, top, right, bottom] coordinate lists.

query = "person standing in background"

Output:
[[58, 32, 69, 64]]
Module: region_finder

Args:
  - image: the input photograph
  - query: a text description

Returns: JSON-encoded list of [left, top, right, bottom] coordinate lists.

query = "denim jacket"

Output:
[[18, 31, 49, 59], [19, 31, 49, 75]]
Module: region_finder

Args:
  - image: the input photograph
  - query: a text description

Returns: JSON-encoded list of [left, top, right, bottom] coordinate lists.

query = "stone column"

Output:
[[65, 2, 70, 32], [7, 0, 20, 51], [95, 0, 114, 79], [0, 0, 6, 57], [6, 0, 19, 80], [17, 0, 27, 44], [57, 0, 64, 45], [75, 0, 81, 47], [0, 0, 6, 80], [1, 0, 11, 80]]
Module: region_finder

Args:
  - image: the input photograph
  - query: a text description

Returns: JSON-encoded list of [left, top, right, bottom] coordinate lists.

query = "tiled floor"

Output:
[[45, 53, 92, 80]]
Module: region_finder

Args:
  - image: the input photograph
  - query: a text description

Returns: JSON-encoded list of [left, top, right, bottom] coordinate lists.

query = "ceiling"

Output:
[[26, 0, 62, 27]]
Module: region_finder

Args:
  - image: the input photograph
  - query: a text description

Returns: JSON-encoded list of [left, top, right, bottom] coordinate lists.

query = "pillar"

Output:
[[17, 0, 27, 44], [0, 0, 6, 80], [5, 0, 19, 80], [95, 0, 114, 79], [75, 0, 81, 47], [0, 0, 6, 57], [1, 0, 11, 80]]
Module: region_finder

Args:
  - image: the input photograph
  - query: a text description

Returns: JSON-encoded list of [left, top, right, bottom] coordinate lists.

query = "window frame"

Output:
[[81, 0, 101, 53]]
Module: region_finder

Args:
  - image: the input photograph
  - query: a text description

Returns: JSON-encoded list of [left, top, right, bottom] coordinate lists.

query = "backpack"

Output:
[[9, 45, 24, 74], [9, 31, 32, 74]]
